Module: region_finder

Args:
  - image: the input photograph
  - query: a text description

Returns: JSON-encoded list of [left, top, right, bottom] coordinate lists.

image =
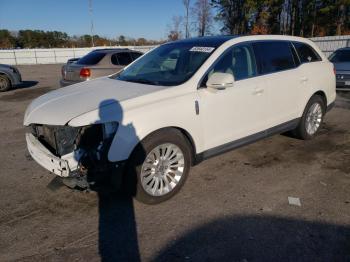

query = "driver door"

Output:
[[198, 43, 269, 152]]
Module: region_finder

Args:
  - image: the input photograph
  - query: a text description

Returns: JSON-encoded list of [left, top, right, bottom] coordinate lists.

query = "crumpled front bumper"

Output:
[[26, 133, 78, 177]]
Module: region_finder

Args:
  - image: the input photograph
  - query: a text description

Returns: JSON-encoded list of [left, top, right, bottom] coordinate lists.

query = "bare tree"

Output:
[[183, 0, 191, 38], [192, 0, 213, 36], [167, 15, 184, 41]]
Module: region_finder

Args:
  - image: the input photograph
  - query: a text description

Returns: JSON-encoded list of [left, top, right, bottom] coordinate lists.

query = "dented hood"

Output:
[[24, 77, 167, 126]]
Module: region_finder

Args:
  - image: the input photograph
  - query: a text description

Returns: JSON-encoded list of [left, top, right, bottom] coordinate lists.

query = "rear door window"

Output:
[[253, 41, 296, 74], [293, 42, 321, 63], [77, 52, 105, 65], [112, 52, 133, 66]]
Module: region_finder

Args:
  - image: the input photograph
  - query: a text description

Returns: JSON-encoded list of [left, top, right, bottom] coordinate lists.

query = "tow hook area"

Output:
[[64, 132, 125, 191], [61, 160, 126, 191]]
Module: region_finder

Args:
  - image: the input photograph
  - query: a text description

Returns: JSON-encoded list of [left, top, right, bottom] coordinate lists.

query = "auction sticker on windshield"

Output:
[[189, 47, 215, 53]]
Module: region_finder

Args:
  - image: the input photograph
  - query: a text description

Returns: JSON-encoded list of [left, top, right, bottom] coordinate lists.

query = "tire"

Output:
[[126, 128, 192, 204], [293, 95, 325, 140], [0, 74, 11, 92]]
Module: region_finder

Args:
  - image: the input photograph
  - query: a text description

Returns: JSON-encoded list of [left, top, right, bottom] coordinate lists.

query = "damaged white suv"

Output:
[[24, 35, 336, 204]]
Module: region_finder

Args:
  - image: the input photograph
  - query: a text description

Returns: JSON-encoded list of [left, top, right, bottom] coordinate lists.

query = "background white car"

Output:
[[24, 35, 336, 204]]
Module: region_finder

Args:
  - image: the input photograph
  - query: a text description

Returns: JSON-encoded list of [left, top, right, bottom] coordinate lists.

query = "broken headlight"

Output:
[[30, 122, 118, 157], [30, 124, 80, 156]]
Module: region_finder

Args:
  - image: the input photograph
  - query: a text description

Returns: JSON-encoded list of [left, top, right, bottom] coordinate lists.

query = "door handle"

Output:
[[300, 77, 308, 83], [252, 88, 264, 95]]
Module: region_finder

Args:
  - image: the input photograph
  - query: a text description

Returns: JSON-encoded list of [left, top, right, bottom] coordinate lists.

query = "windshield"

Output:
[[329, 50, 350, 63], [115, 43, 217, 86]]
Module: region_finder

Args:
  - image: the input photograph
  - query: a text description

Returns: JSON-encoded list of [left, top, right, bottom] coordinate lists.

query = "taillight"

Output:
[[333, 65, 336, 75], [80, 68, 91, 78]]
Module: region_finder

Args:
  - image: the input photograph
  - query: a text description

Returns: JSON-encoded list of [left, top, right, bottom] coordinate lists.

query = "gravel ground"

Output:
[[0, 64, 349, 262]]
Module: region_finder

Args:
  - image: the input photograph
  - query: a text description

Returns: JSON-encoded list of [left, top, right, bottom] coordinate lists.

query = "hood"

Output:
[[24, 77, 169, 126], [333, 62, 350, 72]]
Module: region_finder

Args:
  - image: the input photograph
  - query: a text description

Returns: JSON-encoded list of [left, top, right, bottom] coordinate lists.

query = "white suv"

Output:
[[24, 35, 336, 204]]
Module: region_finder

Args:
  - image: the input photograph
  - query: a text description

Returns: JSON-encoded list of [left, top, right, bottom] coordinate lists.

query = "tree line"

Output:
[[168, 0, 350, 40], [1, 0, 349, 48], [0, 29, 164, 49]]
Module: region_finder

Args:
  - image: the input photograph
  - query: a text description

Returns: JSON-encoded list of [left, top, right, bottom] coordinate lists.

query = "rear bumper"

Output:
[[60, 79, 83, 87], [336, 82, 350, 91]]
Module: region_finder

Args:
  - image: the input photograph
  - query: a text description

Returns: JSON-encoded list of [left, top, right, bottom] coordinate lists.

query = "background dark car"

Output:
[[329, 47, 350, 91], [60, 48, 143, 87], [0, 64, 22, 92]]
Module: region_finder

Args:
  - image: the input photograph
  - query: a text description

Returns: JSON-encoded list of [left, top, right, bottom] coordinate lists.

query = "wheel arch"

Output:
[[127, 126, 197, 166], [313, 90, 327, 107], [299, 90, 328, 117]]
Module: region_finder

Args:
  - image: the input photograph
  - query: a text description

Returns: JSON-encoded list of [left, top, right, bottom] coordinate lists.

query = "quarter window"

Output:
[[208, 44, 257, 81], [253, 41, 296, 74], [293, 42, 321, 63]]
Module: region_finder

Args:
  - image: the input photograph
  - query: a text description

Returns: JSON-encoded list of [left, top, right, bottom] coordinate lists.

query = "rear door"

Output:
[[292, 42, 327, 106], [252, 41, 301, 128]]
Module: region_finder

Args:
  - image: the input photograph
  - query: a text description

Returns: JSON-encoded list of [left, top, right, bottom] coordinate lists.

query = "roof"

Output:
[[167, 35, 238, 47], [335, 47, 350, 51], [92, 48, 140, 53]]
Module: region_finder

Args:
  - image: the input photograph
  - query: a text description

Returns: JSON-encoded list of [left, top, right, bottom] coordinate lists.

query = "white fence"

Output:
[[0, 35, 349, 65], [310, 35, 350, 57], [0, 46, 155, 65]]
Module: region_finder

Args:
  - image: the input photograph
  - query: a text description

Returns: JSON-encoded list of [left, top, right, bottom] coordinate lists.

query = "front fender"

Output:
[[68, 92, 204, 162], [107, 95, 203, 162]]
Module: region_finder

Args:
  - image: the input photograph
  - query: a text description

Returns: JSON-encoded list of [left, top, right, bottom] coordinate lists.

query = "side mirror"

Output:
[[206, 72, 235, 90]]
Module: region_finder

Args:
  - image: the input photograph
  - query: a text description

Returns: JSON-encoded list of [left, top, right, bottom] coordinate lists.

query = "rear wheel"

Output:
[[126, 129, 192, 204], [0, 75, 11, 92], [293, 95, 325, 140]]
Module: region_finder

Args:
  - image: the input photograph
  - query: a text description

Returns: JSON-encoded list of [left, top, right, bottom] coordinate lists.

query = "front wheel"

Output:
[[293, 95, 325, 140], [126, 129, 192, 204]]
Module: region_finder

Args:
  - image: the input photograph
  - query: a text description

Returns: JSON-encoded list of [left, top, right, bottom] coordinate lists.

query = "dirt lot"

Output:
[[0, 64, 349, 261]]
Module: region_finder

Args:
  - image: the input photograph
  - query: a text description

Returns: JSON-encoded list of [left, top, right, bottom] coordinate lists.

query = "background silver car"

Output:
[[0, 64, 22, 92], [60, 48, 143, 87], [329, 47, 350, 91]]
